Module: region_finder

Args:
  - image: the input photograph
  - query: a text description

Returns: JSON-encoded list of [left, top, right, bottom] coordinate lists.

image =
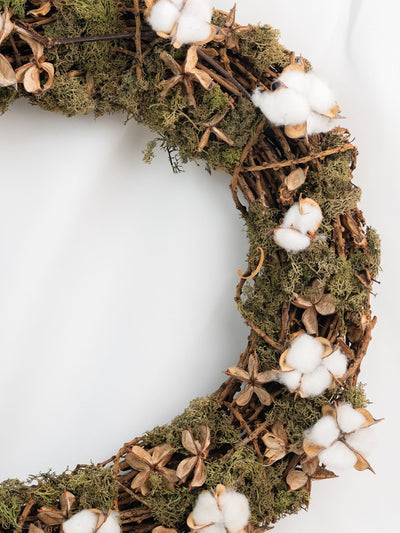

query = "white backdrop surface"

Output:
[[0, 1, 399, 532]]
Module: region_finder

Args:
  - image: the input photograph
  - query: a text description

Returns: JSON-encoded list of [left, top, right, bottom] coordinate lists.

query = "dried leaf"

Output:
[[0, 53, 17, 88], [159, 75, 182, 100], [199, 423, 211, 452], [286, 470, 308, 491], [321, 405, 336, 418], [59, 489, 75, 517], [315, 337, 333, 358], [248, 353, 258, 377], [302, 306, 318, 335], [37, 507, 65, 526], [197, 129, 211, 153], [315, 293, 336, 315]]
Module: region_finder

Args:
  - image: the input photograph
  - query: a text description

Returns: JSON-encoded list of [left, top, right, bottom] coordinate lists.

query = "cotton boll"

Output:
[[175, 14, 211, 44], [192, 491, 224, 526], [345, 427, 377, 457], [336, 403, 366, 434], [98, 513, 121, 533], [279, 70, 310, 95], [251, 88, 310, 126], [281, 202, 322, 234], [183, 0, 212, 22], [274, 228, 311, 254], [306, 415, 340, 448], [322, 349, 347, 377], [219, 489, 250, 533], [278, 369, 302, 391], [170, 0, 185, 8], [306, 112, 339, 135], [300, 365, 332, 397], [318, 441, 357, 470], [147, 0, 180, 33], [286, 334, 324, 374], [199, 526, 226, 533], [306, 72, 336, 114], [62, 510, 98, 533]]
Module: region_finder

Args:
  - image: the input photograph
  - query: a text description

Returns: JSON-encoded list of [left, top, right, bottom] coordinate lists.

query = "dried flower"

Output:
[[126, 444, 178, 495], [38, 489, 75, 526], [286, 456, 337, 492], [262, 422, 289, 465], [177, 423, 210, 489], [159, 45, 214, 107], [292, 279, 337, 335], [225, 353, 274, 406], [197, 110, 234, 154], [27, 0, 53, 17]]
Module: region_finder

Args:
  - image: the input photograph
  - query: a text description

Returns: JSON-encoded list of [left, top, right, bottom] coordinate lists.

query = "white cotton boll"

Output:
[[201, 526, 226, 533], [62, 510, 98, 533], [279, 70, 310, 95], [97, 513, 121, 533], [219, 489, 250, 533], [274, 228, 311, 254], [322, 349, 347, 377], [169, 0, 185, 8], [300, 365, 333, 397], [306, 72, 336, 114], [336, 403, 366, 434], [251, 88, 310, 126], [175, 14, 211, 44], [183, 0, 212, 22], [318, 441, 357, 470], [278, 369, 302, 391], [286, 334, 324, 374], [192, 492, 224, 526], [306, 415, 340, 448], [345, 427, 377, 457], [147, 0, 180, 33], [306, 112, 339, 135], [281, 202, 322, 234]]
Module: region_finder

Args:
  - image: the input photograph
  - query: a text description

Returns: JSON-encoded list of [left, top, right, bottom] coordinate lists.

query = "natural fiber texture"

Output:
[[0, 2, 380, 533]]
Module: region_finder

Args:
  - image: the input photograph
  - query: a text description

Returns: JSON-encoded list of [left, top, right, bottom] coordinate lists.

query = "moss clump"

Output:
[[238, 25, 290, 73], [145, 397, 241, 452], [0, 0, 27, 18], [37, 73, 95, 116], [0, 87, 19, 115], [0, 480, 25, 529]]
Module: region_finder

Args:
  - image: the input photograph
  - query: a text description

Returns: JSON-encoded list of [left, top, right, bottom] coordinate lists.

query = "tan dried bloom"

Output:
[[176, 423, 210, 489], [225, 353, 274, 406]]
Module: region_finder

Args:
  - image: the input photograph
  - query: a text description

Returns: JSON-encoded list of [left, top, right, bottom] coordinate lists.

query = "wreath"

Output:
[[0, 2, 382, 533]]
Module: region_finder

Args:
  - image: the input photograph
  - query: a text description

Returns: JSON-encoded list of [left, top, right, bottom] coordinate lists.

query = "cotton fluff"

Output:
[[278, 369, 302, 390], [274, 228, 311, 254], [305, 415, 340, 448], [285, 334, 324, 374], [192, 492, 224, 526], [219, 489, 251, 533], [306, 72, 336, 114], [318, 441, 357, 470], [321, 349, 348, 377], [281, 201, 322, 234], [175, 14, 211, 45], [306, 112, 339, 136], [251, 88, 310, 126], [63, 511, 120, 533], [345, 427, 377, 457], [184, 0, 213, 21], [336, 403, 366, 434], [300, 365, 332, 397], [279, 70, 311, 95], [147, 0, 180, 33]]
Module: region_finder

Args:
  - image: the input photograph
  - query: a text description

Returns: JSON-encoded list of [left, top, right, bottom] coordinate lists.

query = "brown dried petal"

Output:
[[126, 446, 152, 470], [262, 431, 286, 450], [190, 69, 214, 90], [0, 8, 14, 45], [183, 77, 196, 107], [356, 408, 382, 428], [59, 489, 75, 517], [184, 45, 199, 73], [254, 385, 273, 406], [235, 385, 254, 406], [190, 458, 206, 488], [248, 353, 258, 378], [40, 61, 54, 92], [27, 0, 52, 17], [315, 337, 333, 358], [353, 451, 374, 473], [264, 447, 287, 465], [199, 423, 211, 452], [303, 438, 324, 457], [284, 168, 307, 191], [15, 27, 44, 61], [160, 51, 181, 76], [20, 64, 41, 94], [181, 429, 199, 456], [211, 126, 234, 146], [286, 470, 308, 491], [292, 295, 313, 309], [271, 422, 288, 443], [197, 128, 211, 153], [315, 293, 336, 316], [29, 525, 45, 533], [279, 349, 295, 372], [302, 306, 318, 335], [227, 366, 249, 382], [256, 370, 275, 384], [284, 122, 307, 139], [131, 470, 151, 495], [158, 466, 178, 490], [0, 53, 17, 88], [176, 456, 197, 482], [355, 268, 372, 289], [301, 455, 319, 476], [159, 75, 182, 100], [152, 527, 177, 533], [311, 465, 338, 480], [152, 444, 175, 467], [37, 507, 65, 526], [321, 404, 336, 418]]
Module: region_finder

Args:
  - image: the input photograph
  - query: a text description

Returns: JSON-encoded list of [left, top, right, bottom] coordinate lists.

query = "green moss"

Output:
[[0, 0, 27, 18], [238, 25, 290, 73], [0, 480, 25, 529], [37, 73, 95, 116], [145, 397, 241, 452], [0, 87, 19, 115]]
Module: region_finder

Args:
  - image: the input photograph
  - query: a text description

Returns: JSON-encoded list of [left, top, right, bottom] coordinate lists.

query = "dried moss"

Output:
[[145, 397, 241, 452], [0, 0, 27, 18], [37, 73, 95, 116], [238, 25, 290, 73], [0, 87, 19, 115], [0, 480, 25, 529]]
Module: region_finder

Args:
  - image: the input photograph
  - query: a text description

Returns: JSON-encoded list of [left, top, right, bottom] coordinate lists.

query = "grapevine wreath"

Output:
[[0, 2, 382, 533]]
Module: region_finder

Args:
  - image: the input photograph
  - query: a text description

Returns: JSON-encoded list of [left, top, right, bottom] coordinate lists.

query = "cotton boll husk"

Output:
[[281, 202, 322, 234], [322, 349, 347, 377], [147, 0, 179, 33], [345, 427, 377, 457], [306, 72, 336, 114], [300, 365, 333, 397], [274, 228, 311, 254], [219, 489, 250, 533], [306, 112, 339, 135], [305, 415, 340, 448], [192, 492, 224, 526], [97, 513, 121, 533], [62, 510, 98, 533], [175, 14, 211, 44], [278, 369, 302, 391], [279, 70, 310, 95], [336, 403, 366, 434], [286, 334, 324, 374], [251, 88, 310, 126], [183, 0, 212, 21], [318, 441, 357, 470]]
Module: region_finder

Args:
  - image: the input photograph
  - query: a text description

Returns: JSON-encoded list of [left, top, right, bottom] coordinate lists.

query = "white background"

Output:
[[0, 1, 399, 532]]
